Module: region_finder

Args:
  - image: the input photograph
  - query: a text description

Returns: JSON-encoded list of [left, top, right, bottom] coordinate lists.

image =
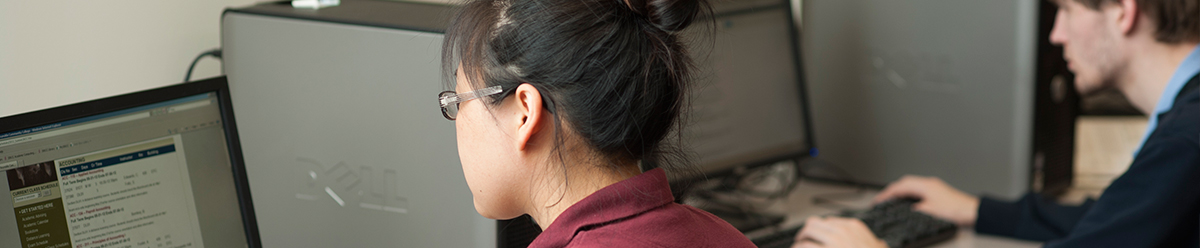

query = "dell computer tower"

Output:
[[801, 0, 1074, 199]]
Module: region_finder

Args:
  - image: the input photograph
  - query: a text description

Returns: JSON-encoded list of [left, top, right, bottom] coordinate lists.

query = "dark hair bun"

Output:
[[445, 0, 713, 174], [625, 0, 703, 32]]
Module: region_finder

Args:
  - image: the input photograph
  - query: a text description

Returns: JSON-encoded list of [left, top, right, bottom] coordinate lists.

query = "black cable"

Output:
[[184, 48, 223, 82]]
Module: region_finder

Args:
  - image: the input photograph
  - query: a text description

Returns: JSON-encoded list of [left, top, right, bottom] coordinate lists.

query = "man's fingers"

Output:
[[824, 217, 868, 236], [873, 177, 925, 203], [910, 201, 950, 221], [797, 217, 834, 244], [810, 216, 853, 237], [873, 178, 914, 202], [792, 240, 825, 248], [841, 217, 870, 230]]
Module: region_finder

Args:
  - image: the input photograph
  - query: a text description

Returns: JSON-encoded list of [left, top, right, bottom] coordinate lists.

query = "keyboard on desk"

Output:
[[751, 198, 957, 248]]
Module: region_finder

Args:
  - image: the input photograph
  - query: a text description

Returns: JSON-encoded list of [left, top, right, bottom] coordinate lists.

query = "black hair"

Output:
[[442, 0, 711, 175]]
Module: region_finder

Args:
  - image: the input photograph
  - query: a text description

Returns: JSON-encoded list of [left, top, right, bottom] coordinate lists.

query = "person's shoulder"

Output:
[[566, 232, 668, 248], [1157, 86, 1199, 144], [569, 203, 756, 248]]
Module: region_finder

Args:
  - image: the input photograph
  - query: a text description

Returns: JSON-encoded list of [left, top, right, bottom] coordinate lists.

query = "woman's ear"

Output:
[[512, 83, 547, 151]]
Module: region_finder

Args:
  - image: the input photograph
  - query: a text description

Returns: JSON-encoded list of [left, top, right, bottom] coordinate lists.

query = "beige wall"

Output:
[[0, 0, 260, 117]]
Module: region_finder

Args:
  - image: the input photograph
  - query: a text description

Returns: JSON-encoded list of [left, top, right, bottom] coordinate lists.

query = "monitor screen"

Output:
[[683, 0, 810, 177], [0, 78, 255, 248]]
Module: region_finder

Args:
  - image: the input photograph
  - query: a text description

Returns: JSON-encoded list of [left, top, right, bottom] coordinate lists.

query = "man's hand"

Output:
[[873, 175, 980, 226], [792, 216, 887, 248]]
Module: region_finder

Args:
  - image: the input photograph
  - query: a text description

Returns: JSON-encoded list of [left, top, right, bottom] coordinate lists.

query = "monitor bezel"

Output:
[[0, 76, 263, 248]]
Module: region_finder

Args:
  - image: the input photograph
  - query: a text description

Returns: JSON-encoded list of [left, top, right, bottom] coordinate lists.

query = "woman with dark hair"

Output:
[[437, 0, 755, 246]]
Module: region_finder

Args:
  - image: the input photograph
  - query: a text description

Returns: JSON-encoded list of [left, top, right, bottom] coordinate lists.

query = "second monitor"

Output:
[[682, 0, 812, 180]]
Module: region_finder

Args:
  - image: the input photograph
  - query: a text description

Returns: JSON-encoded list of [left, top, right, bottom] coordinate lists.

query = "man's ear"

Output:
[[512, 83, 547, 151], [1115, 0, 1139, 36]]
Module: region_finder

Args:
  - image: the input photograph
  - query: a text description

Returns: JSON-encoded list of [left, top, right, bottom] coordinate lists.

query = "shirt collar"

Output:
[[528, 168, 675, 248], [1153, 46, 1200, 116]]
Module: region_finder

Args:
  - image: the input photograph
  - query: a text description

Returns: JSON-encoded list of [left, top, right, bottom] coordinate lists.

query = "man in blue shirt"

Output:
[[791, 0, 1200, 247]]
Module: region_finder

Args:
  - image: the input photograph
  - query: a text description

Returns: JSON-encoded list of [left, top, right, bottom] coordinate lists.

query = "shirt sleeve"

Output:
[[974, 193, 1095, 241], [976, 134, 1200, 246]]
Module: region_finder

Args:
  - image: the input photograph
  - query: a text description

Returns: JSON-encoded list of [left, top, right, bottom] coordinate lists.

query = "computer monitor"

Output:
[[222, 2, 501, 248], [0, 77, 260, 248], [680, 0, 813, 180]]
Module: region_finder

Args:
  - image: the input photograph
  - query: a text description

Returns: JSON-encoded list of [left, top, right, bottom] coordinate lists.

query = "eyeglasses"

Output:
[[438, 86, 503, 120]]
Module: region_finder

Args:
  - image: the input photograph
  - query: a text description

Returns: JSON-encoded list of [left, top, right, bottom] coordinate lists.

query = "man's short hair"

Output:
[[1071, 0, 1199, 43]]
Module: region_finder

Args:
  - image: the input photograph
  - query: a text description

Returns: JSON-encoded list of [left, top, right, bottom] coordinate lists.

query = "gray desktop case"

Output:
[[800, 0, 1055, 198]]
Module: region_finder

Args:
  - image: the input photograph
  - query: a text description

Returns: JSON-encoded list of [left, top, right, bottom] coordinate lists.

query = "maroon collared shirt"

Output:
[[528, 168, 756, 248]]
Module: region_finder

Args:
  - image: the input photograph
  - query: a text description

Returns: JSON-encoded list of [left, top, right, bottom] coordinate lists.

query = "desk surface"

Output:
[[741, 179, 1042, 248]]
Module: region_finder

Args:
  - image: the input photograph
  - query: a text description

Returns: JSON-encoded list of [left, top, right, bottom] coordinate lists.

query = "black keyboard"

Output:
[[751, 198, 957, 248]]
